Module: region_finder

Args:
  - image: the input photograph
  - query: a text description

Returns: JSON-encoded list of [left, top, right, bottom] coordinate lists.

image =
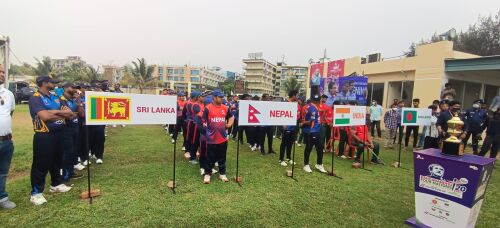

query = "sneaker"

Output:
[[49, 184, 72, 193], [280, 161, 288, 167], [78, 157, 81, 163], [171, 139, 175, 144], [190, 160, 199, 165], [70, 173, 84, 179], [82, 160, 91, 166], [200, 168, 205, 176], [96, 159, 103, 164], [251, 145, 256, 151], [91, 155, 97, 159], [181, 146, 186, 151], [273, 135, 276, 139], [340, 155, 347, 159], [203, 175, 211, 184], [0, 199, 16, 209], [215, 162, 219, 167], [297, 143, 302, 147], [315, 164, 327, 173], [169, 133, 173, 137], [164, 126, 168, 130], [288, 160, 296, 165], [30, 194, 47, 206], [74, 163, 85, 171], [184, 152, 191, 159], [212, 168, 218, 174], [219, 175, 229, 182], [303, 165, 312, 173]]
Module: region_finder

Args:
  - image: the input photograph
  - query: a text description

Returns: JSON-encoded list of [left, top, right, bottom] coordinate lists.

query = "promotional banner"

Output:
[[332, 105, 366, 127], [85, 91, 177, 125], [337, 76, 368, 105], [309, 63, 324, 87], [320, 59, 345, 96], [407, 149, 495, 228], [401, 108, 432, 126], [238, 100, 297, 126]]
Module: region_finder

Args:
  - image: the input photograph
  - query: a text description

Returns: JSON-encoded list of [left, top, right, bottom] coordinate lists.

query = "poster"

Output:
[[309, 63, 324, 87], [320, 59, 345, 100], [239, 100, 298, 126], [332, 105, 366, 127], [337, 76, 368, 105], [85, 92, 177, 125]]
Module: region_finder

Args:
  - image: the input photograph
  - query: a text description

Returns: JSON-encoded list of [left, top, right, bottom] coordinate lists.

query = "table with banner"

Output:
[[406, 149, 495, 228]]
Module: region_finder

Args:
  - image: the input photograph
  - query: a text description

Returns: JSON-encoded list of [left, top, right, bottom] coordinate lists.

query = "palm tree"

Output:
[[86, 66, 102, 83], [33, 57, 55, 77], [131, 58, 154, 94], [283, 77, 302, 95]]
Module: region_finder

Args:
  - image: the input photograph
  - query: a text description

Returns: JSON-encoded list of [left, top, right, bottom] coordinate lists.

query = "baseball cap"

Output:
[[191, 91, 200, 98], [36, 75, 59, 85], [311, 94, 321, 101], [213, 90, 224, 97], [177, 91, 185, 96]]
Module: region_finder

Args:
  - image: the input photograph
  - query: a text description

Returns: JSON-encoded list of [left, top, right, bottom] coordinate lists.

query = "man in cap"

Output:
[[464, 99, 488, 154], [77, 83, 90, 168], [29, 76, 75, 205], [60, 82, 84, 181], [302, 94, 327, 173], [0, 64, 16, 209], [202, 90, 234, 183], [189, 92, 206, 165]]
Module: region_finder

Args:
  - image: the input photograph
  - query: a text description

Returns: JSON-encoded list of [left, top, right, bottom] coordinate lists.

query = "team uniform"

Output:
[[202, 103, 233, 176], [350, 125, 381, 164], [279, 100, 300, 164], [172, 98, 186, 142], [303, 103, 325, 170], [60, 95, 80, 181], [29, 92, 66, 195], [190, 101, 205, 163]]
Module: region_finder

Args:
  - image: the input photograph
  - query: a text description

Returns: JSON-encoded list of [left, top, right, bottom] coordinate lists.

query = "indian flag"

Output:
[[90, 97, 104, 120], [335, 107, 350, 125], [403, 110, 417, 124]]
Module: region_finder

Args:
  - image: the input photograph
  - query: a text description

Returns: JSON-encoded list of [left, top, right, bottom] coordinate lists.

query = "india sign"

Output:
[[332, 105, 366, 127], [238, 100, 297, 126], [401, 108, 432, 126], [85, 92, 177, 125]]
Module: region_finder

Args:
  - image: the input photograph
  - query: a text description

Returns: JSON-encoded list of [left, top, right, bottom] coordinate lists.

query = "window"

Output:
[[167, 68, 173, 74], [179, 69, 185, 75], [387, 81, 414, 108], [173, 69, 180, 75], [191, 77, 200, 82], [367, 83, 384, 107], [168, 76, 174, 81], [191, 70, 199, 75]]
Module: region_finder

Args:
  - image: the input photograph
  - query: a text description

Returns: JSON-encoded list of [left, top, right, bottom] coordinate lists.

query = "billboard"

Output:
[[309, 63, 324, 87], [337, 76, 368, 105]]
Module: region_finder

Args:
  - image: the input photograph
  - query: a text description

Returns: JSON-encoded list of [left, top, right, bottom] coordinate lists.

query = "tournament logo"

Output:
[[248, 104, 260, 123], [419, 163, 468, 199], [90, 96, 131, 121]]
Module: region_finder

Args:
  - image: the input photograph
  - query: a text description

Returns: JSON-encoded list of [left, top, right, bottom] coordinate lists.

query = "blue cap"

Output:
[[212, 90, 224, 97], [36, 75, 59, 84], [190, 91, 199, 98], [178, 91, 185, 96]]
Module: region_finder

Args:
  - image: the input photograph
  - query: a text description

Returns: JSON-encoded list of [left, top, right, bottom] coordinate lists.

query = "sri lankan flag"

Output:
[[334, 107, 350, 125], [89, 96, 131, 121]]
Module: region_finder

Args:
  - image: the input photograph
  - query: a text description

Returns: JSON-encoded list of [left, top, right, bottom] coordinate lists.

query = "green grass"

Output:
[[1, 104, 499, 227]]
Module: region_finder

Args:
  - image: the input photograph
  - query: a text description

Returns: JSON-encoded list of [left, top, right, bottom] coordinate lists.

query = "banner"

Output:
[[309, 63, 324, 87], [337, 76, 368, 105], [238, 100, 297, 126], [85, 92, 177, 125], [401, 108, 432, 126], [320, 59, 345, 96], [332, 105, 366, 127]]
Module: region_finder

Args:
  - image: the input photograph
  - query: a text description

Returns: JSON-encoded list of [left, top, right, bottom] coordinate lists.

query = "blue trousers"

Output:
[[0, 139, 14, 201]]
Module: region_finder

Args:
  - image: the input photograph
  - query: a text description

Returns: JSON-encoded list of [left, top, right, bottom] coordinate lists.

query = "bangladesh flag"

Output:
[[334, 107, 350, 125], [403, 110, 417, 124]]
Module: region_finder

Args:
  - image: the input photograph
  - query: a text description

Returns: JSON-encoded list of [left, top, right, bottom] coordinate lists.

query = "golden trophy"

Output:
[[441, 114, 465, 156]]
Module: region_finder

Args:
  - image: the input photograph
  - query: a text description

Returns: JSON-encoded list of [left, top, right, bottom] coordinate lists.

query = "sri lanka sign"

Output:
[[239, 100, 297, 126], [332, 105, 366, 127], [85, 92, 177, 125], [401, 108, 432, 126]]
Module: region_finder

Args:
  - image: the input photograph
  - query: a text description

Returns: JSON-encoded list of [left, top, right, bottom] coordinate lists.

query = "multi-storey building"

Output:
[[276, 62, 308, 97], [52, 56, 86, 69], [242, 53, 276, 95], [152, 65, 227, 92]]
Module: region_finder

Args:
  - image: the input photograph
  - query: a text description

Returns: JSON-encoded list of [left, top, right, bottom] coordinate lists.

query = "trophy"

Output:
[[441, 114, 465, 156]]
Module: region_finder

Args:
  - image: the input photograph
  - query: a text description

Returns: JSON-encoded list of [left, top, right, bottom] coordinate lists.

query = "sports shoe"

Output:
[[184, 152, 191, 160], [219, 175, 229, 182], [303, 165, 312, 173], [181, 146, 186, 151], [200, 168, 205, 176], [91, 155, 97, 159], [297, 143, 302, 147], [251, 145, 256, 151], [215, 162, 219, 167], [203, 175, 211, 184], [0, 199, 16, 209], [171, 139, 175, 144], [96, 159, 103, 164], [340, 155, 347, 159], [82, 160, 91, 166], [49, 184, 72, 193], [74, 163, 85, 171], [280, 161, 287, 167], [315, 164, 327, 173], [273, 135, 276, 139], [212, 168, 218, 174], [30, 194, 47, 206], [288, 160, 296, 165]]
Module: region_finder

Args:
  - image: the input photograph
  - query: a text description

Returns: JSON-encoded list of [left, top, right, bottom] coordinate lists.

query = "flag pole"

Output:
[[169, 139, 177, 194], [329, 126, 342, 179], [85, 125, 92, 204], [235, 126, 242, 186]]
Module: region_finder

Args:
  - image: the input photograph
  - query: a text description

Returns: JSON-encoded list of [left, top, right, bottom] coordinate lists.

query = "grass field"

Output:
[[0, 104, 499, 227]]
